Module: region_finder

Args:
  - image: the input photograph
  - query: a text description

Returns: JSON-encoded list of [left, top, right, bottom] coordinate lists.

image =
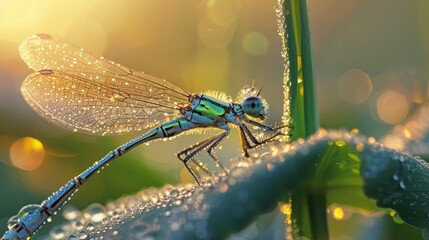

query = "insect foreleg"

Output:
[[238, 123, 282, 156], [243, 118, 288, 132]]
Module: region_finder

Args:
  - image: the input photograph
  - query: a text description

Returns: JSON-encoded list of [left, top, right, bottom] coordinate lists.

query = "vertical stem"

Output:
[[299, 0, 319, 135], [298, 1, 327, 238], [307, 188, 329, 240], [286, 1, 298, 116], [281, 0, 326, 239], [284, 0, 299, 140]]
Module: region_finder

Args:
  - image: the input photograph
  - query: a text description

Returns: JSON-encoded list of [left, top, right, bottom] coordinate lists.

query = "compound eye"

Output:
[[242, 96, 263, 117]]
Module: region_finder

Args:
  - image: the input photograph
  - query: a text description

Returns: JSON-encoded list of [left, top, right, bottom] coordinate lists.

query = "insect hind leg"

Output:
[[206, 129, 230, 174], [176, 131, 229, 185]]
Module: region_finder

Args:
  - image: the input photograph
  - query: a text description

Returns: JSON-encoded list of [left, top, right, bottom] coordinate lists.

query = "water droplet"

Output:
[[392, 173, 400, 181], [335, 140, 346, 147], [15, 204, 40, 219], [7, 215, 18, 229], [101, 217, 110, 225], [63, 205, 81, 221], [50, 225, 67, 239], [72, 220, 84, 230], [85, 222, 95, 232], [170, 222, 180, 231], [112, 210, 125, 219], [164, 210, 171, 217], [78, 230, 88, 239], [129, 220, 151, 238], [266, 162, 274, 172], [219, 183, 228, 193], [83, 203, 106, 223], [391, 211, 405, 224], [169, 189, 179, 197], [68, 234, 79, 240], [399, 180, 406, 189]]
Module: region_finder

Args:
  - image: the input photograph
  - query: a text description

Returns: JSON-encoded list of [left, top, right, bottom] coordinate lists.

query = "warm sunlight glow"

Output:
[[376, 90, 409, 124], [333, 207, 345, 220], [242, 31, 269, 56], [9, 137, 45, 171], [403, 120, 424, 141], [280, 203, 293, 240], [206, 0, 241, 26], [381, 135, 405, 151], [338, 69, 373, 104]]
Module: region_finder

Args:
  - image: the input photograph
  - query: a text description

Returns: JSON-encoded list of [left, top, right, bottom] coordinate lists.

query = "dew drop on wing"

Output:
[[36, 34, 52, 39]]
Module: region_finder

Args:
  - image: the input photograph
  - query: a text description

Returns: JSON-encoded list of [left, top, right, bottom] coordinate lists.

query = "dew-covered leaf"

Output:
[[361, 144, 429, 231], [317, 139, 380, 212], [43, 130, 429, 239]]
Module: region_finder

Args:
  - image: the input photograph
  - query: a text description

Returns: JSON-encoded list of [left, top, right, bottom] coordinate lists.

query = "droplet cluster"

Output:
[[274, 0, 293, 142], [19, 34, 190, 136], [32, 129, 429, 239]]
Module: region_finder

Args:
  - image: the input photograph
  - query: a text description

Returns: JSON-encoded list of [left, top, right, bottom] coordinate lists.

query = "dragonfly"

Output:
[[2, 34, 285, 240]]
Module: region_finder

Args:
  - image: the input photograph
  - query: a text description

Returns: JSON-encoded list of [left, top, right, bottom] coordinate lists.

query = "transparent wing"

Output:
[[19, 34, 191, 135]]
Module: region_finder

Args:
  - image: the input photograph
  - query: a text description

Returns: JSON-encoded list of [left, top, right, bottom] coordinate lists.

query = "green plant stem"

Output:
[[283, 0, 326, 239], [307, 188, 329, 240], [298, 0, 327, 238], [285, 0, 298, 122], [299, 0, 319, 135]]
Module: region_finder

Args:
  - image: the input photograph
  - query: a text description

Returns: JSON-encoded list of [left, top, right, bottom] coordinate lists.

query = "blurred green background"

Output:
[[0, 0, 427, 239]]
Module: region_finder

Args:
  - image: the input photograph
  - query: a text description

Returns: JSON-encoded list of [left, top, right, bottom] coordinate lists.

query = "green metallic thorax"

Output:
[[194, 98, 226, 120]]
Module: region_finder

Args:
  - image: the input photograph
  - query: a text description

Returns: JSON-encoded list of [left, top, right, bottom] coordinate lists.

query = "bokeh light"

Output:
[[329, 205, 353, 221], [381, 134, 405, 151], [242, 31, 269, 56], [0, 0, 428, 239], [198, 16, 236, 48], [338, 69, 373, 104], [9, 137, 45, 171], [376, 90, 409, 124], [205, 0, 241, 26], [333, 207, 345, 220]]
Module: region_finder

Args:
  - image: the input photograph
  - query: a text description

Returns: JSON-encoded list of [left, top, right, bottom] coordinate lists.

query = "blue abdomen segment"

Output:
[[2, 179, 79, 240], [1, 117, 202, 240]]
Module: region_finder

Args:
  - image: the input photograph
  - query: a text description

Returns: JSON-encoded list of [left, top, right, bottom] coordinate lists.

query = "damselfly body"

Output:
[[2, 34, 285, 240]]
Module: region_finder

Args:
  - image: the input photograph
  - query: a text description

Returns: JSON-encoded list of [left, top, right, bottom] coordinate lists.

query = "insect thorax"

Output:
[[182, 94, 234, 126]]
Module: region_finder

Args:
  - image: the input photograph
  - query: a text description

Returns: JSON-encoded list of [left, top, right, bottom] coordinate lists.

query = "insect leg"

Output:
[[177, 131, 228, 185], [177, 137, 216, 175], [238, 123, 283, 157], [243, 118, 289, 132], [239, 126, 250, 157], [206, 129, 230, 174]]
